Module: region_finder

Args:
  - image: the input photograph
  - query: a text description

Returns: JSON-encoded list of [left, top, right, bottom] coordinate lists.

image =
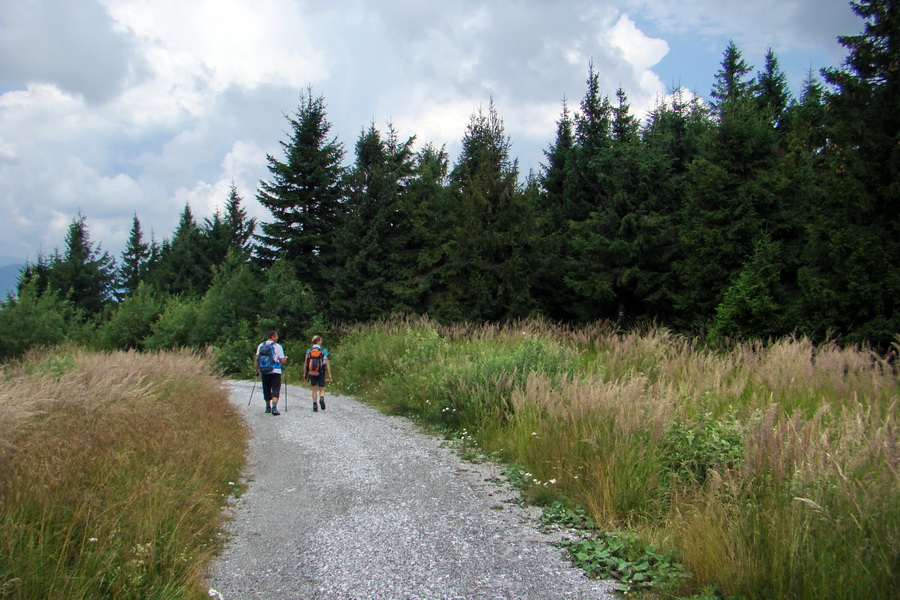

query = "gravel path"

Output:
[[207, 380, 614, 600]]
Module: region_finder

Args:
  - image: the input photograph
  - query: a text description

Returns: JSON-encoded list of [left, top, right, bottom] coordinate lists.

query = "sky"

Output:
[[0, 0, 861, 266]]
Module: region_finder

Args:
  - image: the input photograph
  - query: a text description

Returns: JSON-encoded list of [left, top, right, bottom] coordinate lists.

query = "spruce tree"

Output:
[[559, 65, 618, 321], [803, 0, 900, 346], [790, 71, 828, 155], [119, 214, 151, 298], [437, 100, 535, 321], [673, 42, 783, 329], [755, 48, 791, 129], [769, 72, 829, 335], [640, 90, 711, 322], [223, 182, 256, 257], [148, 204, 210, 296], [330, 123, 416, 321], [201, 184, 256, 271], [567, 88, 675, 323], [255, 89, 345, 282], [405, 143, 452, 315], [535, 100, 578, 319], [709, 41, 754, 117], [642, 89, 710, 177], [570, 63, 614, 224], [540, 100, 575, 217], [16, 252, 52, 299], [46, 213, 116, 316]]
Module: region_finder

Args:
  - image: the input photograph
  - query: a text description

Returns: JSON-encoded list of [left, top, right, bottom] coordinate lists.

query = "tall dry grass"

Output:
[[337, 318, 899, 599], [0, 346, 247, 600]]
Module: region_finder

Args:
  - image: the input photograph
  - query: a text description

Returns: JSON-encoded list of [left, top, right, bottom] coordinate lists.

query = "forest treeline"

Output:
[[1, 0, 897, 362]]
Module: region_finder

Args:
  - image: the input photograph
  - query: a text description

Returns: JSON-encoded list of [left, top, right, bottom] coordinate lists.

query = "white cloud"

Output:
[[609, 14, 669, 72], [400, 99, 474, 155], [606, 14, 669, 115], [104, 0, 329, 90], [0, 0, 143, 103], [624, 0, 857, 59]]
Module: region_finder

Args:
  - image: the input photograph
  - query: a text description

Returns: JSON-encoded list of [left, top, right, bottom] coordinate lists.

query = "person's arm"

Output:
[[253, 345, 259, 376], [303, 350, 309, 378], [326, 358, 333, 381], [279, 346, 288, 366]]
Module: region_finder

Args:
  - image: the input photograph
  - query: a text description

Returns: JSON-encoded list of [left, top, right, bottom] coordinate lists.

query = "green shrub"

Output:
[[95, 283, 164, 351], [257, 260, 321, 343], [196, 254, 260, 346], [211, 321, 256, 376], [0, 279, 77, 360], [708, 238, 785, 342], [663, 416, 745, 485], [144, 296, 203, 350]]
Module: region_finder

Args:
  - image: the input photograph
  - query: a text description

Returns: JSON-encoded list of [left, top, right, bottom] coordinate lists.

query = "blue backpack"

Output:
[[257, 342, 278, 374]]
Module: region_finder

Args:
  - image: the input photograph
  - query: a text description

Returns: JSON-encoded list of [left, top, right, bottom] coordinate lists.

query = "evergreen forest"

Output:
[[2, 0, 898, 363]]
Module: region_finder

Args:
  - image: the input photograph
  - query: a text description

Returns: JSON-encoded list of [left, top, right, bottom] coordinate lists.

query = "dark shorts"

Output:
[[261, 373, 281, 400], [308, 373, 326, 388]]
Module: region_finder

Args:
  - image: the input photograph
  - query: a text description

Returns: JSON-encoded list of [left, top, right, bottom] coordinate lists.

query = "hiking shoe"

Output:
[[271, 407, 280, 416], [319, 398, 326, 410], [265, 405, 271, 413], [312, 401, 318, 412]]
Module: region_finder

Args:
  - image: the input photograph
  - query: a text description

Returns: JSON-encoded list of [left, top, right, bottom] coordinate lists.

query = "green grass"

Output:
[[333, 317, 899, 599], [0, 346, 247, 600]]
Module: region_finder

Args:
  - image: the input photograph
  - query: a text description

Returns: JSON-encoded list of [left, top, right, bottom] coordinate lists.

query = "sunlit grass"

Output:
[[0, 346, 247, 600], [336, 317, 899, 599]]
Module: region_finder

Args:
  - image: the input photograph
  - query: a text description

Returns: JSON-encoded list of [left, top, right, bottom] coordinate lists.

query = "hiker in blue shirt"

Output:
[[304, 335, 332, 412], [255, 330, 287, 416]]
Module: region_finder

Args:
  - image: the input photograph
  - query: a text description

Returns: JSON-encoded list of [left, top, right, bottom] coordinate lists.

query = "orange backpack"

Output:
[[307, 347, 325, 376]]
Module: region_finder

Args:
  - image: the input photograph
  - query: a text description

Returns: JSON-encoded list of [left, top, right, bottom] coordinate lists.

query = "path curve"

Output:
[[207, 380, 614, 600]]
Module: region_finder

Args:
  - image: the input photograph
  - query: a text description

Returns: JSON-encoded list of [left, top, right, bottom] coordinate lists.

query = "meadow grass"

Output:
[[0, 346, 247, 600], [335, 317, 899, 599]]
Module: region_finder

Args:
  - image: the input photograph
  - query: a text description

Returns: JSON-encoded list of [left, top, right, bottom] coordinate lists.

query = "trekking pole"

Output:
[[247, 378, 257, 407], [284, 371, 288, 413]]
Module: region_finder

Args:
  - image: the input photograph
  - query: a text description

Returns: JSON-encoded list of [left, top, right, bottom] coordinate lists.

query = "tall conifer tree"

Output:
[[330, 123, 416, 320], [568, 88, 674, 323], [406, 144, 452, 315], [802, 0, 900, 345], [119, 214, 150, 297], [47, 213, 116, 316], [223, 182, 256, 257], [535, 100, 578, 319], [437, 100, 535, 321], [203, 183, 257, 265], [149, 204, 210, 296], [674, 43, 783, 328], [755, 48, 791, 129], [255, 89, 345, 281]]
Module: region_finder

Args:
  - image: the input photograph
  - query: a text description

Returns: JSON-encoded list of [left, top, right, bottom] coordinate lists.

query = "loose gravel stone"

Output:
[[207, 381, 615, 600]]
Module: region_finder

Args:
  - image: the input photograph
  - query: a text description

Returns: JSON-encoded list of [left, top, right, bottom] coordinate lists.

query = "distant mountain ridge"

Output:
[[0, 261, 24, 299]]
